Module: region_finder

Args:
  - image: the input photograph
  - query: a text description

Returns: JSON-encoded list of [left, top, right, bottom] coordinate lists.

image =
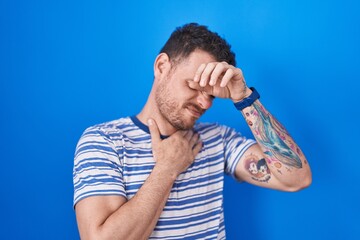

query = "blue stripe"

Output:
[[76, 144, 115, 154], [167, 187, 220, 202], [74, 175, 123, 189], [123, 151, 221, 173], [204, 134, 222, 146], [74, 158, 120, 172], [74, 191, 126, 206], [124, 148, 153, 155], [163, 194, 222, 212], [182, 228, 219, 240], [154, 215, 220, 231], [125, 171, 223, 192], [149, 226, 218, 239], [165, 190, 222, 207], [156, 208, 221, 226], [173, 171, 223, 189]]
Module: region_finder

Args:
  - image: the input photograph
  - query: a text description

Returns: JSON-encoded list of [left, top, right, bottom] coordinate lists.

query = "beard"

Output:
[[155, 80, 203, 130]]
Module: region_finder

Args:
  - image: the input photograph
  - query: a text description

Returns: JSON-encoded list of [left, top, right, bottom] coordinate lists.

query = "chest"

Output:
[[120, 137, 226, 200]]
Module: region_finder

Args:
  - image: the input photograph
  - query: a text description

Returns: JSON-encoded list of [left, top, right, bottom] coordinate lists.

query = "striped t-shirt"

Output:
[[73, 116, 256, 239]]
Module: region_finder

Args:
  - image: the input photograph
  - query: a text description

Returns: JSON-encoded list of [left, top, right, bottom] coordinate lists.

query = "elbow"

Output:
[[291, 177, 312, 192], [284, 172, 312, 192]]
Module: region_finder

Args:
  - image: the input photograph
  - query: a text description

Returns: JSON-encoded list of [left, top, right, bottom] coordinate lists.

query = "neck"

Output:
[[136, 90, 177, 136]]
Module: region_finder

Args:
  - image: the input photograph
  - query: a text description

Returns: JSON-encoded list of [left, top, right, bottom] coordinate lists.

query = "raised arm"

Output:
[[188, 61, 312, 191], [75, 119, 202, 240], [235, 97, 311, 191]]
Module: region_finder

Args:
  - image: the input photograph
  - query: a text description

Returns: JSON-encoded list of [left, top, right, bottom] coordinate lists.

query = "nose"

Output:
[[197, 91, 213, 110]]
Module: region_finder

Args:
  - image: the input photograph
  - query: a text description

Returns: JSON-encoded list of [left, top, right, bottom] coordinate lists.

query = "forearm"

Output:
[[241, 99, 311, 188], [96, 165, 176, 240]]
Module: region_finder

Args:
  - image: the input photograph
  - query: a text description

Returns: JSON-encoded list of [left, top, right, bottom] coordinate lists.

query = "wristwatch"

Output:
[[234, 87, 260, 111]]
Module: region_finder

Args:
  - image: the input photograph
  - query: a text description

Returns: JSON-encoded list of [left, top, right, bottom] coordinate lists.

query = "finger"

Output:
[[189, 132, 199, 146], [200, 63, 216, 87], [220, 68, 234, 87], [209, 63, 226, 86], [148, 118, 161, 145], [192, 140, 203, 156], [184, 130, 193, 141], [194, 63, 206, 82], [188, 80, 213, 95], [187, 80, 202, 91]]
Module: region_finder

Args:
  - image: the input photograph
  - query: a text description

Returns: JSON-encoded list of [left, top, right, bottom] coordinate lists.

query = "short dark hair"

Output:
[[160, 23, 236, 66]]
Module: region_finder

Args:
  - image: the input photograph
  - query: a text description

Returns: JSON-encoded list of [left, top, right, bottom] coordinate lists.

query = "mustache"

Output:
[[184, 103, 205, 115]]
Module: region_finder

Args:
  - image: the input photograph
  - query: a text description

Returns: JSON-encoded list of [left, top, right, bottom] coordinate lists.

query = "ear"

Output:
[[154, 53, 171, 80]]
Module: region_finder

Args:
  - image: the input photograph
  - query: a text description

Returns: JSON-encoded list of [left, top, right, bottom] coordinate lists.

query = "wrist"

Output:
[[153, 164, 178, 182], [232, 87, 253, 103], [233, 87, 260, 111]]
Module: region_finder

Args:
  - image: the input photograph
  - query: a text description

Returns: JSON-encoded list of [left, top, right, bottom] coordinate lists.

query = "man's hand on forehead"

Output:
[[193, 62, 242, 87], [188, 62, 250, 102]]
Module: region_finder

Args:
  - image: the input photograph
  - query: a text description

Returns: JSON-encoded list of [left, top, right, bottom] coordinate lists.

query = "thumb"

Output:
[[148, 118, 161, 145]]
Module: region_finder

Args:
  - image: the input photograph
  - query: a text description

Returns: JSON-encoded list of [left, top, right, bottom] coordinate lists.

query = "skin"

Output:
[[75, 49, 312, 240]]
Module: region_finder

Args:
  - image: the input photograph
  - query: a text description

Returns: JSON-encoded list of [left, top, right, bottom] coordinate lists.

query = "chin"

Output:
[[172, 118, 196, 130]]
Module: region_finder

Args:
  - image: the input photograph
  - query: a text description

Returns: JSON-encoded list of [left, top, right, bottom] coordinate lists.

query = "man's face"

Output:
[[155, 50, 216, 130]]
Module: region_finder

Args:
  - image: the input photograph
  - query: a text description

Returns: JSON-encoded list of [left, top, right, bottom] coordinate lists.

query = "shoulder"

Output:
[[74, 117, 133, 162], [75, 117, 133, 152], [81, 117, 133, 138]]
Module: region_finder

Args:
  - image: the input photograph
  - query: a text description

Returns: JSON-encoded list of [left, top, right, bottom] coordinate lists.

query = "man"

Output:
[[73, 23, 311, 239]]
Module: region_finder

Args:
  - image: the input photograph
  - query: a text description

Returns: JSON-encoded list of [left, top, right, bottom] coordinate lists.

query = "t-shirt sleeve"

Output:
[[219, 125, 257, 180], [73, 127, 126, 207]]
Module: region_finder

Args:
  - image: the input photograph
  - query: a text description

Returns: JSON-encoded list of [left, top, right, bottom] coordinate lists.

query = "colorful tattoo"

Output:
[[245, 154, 271, 182], [245, 102, 303, 169]]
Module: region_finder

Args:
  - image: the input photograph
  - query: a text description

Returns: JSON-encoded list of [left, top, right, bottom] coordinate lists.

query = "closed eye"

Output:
[[186, 79, 215, 99], [201, 91, 215, 100]]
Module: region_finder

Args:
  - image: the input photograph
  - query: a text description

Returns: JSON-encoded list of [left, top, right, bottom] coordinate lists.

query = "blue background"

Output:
[[1, 0, 359, 239]]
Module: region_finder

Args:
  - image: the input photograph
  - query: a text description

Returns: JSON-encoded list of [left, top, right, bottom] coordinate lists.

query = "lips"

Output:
[[186, 104, 204, 118]]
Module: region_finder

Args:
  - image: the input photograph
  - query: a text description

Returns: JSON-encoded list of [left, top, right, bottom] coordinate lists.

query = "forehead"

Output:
[[173, 50, 216, 76]]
